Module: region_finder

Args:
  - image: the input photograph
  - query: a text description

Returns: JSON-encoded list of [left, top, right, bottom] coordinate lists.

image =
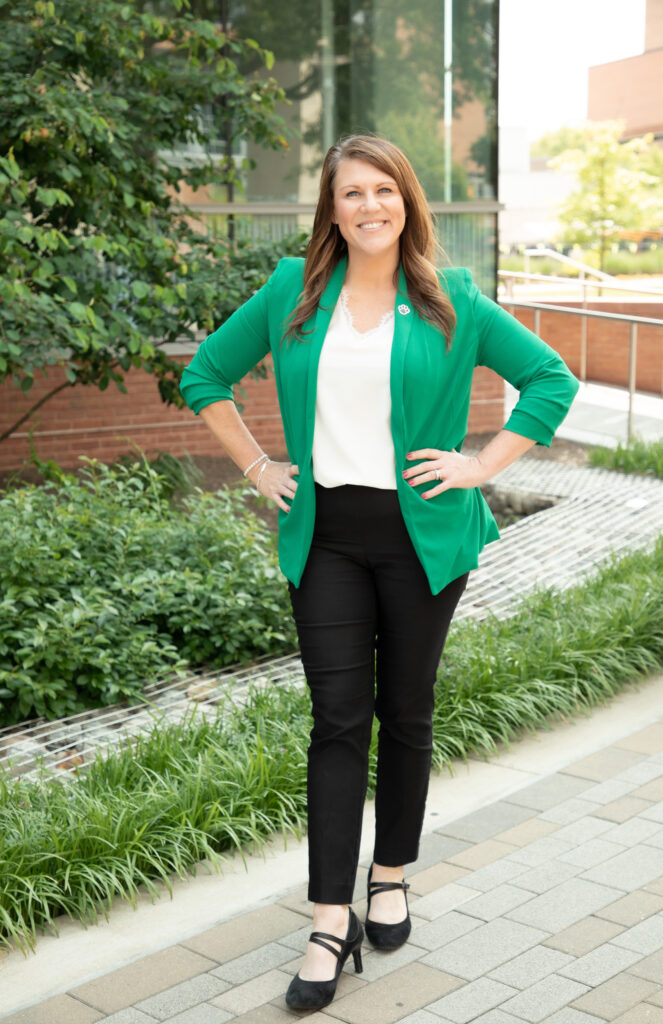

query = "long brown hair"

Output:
[[285, 134, 457, 348]]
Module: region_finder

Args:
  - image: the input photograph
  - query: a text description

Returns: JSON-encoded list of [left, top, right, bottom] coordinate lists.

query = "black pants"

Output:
[[288, 483, 468, 904]]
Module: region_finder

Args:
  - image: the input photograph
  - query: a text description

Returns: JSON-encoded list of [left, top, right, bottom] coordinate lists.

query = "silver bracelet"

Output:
[[256, 459, 271, 494], [243, 453, 268, 478]]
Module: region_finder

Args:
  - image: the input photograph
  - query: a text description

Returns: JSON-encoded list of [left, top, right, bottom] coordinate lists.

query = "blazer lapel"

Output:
[[390, 264, 414, 463], [302, 256, 347, 464]]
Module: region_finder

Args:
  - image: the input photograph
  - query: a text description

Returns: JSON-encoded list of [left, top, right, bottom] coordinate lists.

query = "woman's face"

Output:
[[332, 158, 406, 264]]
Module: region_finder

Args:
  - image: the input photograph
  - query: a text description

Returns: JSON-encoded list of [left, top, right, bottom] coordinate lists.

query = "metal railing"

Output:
[[499, 250, 663, 392], [521, 247, 663, 294], [500, 298, 663, 442], [523, 247, 619, 283], [499, 269, 663, 301]]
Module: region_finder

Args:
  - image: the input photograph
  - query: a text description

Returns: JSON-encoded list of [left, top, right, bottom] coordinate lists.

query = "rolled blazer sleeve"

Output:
[[180, 264, 281, 415], [470, 280, 579, 446]]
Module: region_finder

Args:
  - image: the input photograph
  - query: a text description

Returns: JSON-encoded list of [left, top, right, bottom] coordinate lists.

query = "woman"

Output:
[[180, 135, 579, 1011]]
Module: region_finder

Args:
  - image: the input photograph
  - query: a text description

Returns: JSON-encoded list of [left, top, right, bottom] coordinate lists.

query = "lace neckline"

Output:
[[339, 288, 394, 337]]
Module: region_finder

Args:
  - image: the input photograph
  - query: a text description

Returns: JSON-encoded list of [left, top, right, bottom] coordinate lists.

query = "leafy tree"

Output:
[[0, 0, 296, 442], [530, 124, 590, 160], [539, 121, 663, 271]]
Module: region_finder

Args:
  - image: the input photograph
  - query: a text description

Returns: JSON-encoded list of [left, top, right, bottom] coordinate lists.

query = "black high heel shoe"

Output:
[[285, 907, 364, 1010], [365, 862, 411, 950]]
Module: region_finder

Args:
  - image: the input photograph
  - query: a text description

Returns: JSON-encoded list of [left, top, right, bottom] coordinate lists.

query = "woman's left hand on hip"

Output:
[[403, 449, 484, 498]]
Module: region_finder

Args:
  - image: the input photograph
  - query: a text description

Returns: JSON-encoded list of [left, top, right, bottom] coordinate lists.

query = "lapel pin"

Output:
[[398, 304, 411, 315]]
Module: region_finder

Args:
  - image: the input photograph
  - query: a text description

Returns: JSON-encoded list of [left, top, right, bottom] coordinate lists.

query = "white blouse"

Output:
[[312, 289, 397, 489]]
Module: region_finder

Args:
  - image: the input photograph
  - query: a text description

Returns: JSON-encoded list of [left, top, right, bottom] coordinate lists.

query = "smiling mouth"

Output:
[[358, 221, 387, 231]]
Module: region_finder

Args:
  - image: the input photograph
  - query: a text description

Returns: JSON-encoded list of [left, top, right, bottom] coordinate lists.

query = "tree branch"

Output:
[[0, 380, 74, 443]]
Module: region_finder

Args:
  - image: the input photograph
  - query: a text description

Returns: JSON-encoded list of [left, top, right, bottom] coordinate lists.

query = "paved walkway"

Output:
[[3, 673, 663, 1024]]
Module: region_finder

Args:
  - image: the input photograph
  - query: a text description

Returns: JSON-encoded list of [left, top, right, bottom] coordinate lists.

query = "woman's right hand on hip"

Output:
[[250, 460, 299, 513]]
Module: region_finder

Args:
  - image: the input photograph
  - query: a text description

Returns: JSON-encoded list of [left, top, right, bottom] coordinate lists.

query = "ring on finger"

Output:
[[434, 468, 441, 480]]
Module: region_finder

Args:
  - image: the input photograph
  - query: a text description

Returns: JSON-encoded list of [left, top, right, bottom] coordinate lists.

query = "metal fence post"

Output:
[[627, 322, 638, 444], [580, 274, 588, 383]]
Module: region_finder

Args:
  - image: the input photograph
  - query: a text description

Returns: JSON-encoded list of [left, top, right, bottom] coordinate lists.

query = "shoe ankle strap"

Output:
[[368, 880, 410, 895], [308, 930, 345, 960]]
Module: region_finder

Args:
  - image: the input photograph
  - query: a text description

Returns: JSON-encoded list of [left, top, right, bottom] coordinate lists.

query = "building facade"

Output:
[[175, 0, 501, 294], [588, 0, 663, 145]]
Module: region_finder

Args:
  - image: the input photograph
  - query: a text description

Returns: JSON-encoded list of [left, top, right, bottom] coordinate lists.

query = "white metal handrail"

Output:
[[499, 269, 663, 299], [523, 246, 618, 282], [500, 298, 663, 442]]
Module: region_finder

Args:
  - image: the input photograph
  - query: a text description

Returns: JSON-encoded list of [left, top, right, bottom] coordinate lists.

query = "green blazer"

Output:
[[180, 256, 579, 594]]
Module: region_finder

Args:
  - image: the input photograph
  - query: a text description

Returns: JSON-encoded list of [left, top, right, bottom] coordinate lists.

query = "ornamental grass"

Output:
[[589, 436, 663, 478]]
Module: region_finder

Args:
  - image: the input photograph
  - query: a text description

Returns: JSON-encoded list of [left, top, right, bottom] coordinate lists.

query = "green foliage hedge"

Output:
[[0, 459, 296, 725]]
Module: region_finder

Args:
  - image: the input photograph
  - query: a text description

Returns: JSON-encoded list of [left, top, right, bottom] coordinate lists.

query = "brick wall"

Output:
[[467, 367, 505, 434], [0, 354, 506, 473], [8, 299, 658, 473], [3, 296, 659, 471], [508, 301, 663, 395], [0, 355, 286, 474]]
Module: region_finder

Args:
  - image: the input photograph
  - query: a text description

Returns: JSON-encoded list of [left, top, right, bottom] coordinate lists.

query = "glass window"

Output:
[[142, 0, 499, 289], [151, 0, 497, 205]]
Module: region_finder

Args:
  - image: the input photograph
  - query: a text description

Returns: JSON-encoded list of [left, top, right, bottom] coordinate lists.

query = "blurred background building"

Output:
[[588, 0, 663, 144], [499, 0, 660, 251]]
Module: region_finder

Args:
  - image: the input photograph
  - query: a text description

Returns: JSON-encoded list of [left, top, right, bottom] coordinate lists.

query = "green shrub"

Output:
[[603, 248, 663, 277], [0, 458, 296, 724], [589, 437, 663, 478], [116, 450, 204, 503]]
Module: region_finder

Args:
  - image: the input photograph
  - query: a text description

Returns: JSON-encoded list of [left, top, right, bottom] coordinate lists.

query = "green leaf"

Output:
[[68, 302, 87, 321], [3, 154, 20, 182], [73, 327, 90, 348], [36, 188, 59, 208], [62, 277, 77, 294], [132, 281, 150, 299]]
